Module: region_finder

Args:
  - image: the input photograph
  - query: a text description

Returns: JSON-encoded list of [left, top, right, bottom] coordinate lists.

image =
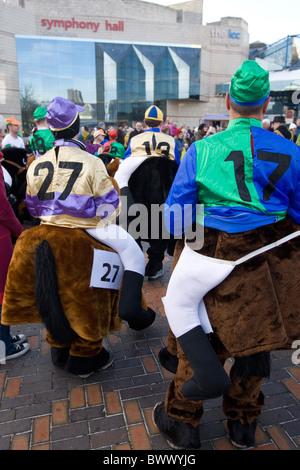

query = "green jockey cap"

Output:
[[108, 141, 125, 159], [33, 106, 48, 120], [229, 60, 270, 106]]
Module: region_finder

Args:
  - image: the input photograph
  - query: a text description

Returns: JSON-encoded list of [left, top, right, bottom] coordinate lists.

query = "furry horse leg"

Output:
[[225, 352, 271, 448], [87, 224, 155, 330]]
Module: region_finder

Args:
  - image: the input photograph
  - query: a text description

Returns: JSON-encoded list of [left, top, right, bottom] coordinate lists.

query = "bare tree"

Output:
[[20, 84, 39, 135]]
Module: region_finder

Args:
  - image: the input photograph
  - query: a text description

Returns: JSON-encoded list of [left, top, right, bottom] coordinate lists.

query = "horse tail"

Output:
[[34, 239, 77, 344]]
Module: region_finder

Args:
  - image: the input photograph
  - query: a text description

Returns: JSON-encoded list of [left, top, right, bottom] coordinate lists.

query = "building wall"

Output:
[[0, 0, 249, 129], [0, 2, 35, 122]]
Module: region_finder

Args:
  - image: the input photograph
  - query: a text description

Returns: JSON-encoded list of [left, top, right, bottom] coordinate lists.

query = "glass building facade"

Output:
[[216, 35, 300, 118], [249, 35, 300, 71], [16, 36, 201, 132]]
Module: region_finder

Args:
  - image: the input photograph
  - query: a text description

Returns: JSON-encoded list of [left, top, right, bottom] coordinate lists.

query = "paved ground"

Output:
[[0, 246, 299, 452]]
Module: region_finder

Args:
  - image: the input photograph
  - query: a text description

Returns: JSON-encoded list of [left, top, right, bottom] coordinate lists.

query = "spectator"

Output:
[[194, 123, 207, 141], [274, 125, 292, 140], [129, 122, 144, 141], [289, 123, 297, 143], [295, 118, 300, 139], [262, 118, 271, 130], [98, 121, 106, 133], [272, 116, 285, 131], [174, 129, 185, 157], [117, 124, 125, 146], [103, 129, 120, 154], [205, 126, 216, 137], [0, 144, 30, 360], [161, 126, 170, 135], [2, 117, 25, 149], [80, 126, 92, 142], [30, 106, 55, 158]]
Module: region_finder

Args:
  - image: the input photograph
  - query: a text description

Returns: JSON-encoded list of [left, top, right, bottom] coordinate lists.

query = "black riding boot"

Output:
[[177, 326, 231, 401], [118, 271, 155, 331]]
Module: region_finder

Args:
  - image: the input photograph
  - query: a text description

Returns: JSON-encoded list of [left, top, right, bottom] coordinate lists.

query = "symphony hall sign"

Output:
[[40, 18, 125, 33]]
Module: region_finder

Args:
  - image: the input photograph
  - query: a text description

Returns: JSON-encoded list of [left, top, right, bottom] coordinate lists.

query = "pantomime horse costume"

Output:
[[116, 105, 181, 279], [153, 61, 300, 449], [1, 97, 155, 378]]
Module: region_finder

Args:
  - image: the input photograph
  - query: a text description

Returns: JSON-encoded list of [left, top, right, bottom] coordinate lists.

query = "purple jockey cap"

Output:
[[46, 97, 85, 131]]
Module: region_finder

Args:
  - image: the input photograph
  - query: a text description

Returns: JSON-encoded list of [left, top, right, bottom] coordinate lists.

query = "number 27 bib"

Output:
[[90, 249, 124, 290]]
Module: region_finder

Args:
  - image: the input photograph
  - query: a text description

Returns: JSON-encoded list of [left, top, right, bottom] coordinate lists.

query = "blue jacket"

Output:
[[165, 118, 300, 234]]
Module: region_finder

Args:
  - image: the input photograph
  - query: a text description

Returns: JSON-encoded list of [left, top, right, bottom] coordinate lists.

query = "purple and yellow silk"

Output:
[[25, 145, 120, 229]]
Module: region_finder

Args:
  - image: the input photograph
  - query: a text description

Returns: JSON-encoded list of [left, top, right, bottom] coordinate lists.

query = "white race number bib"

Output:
[[90, 249, 124, 290]]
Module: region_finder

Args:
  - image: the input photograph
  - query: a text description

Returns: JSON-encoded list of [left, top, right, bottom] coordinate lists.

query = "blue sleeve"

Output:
[[287, 146, 300, 224], [124, 141, 132, 159], [164, 144, 198, 235], [174, 144, 181, 165]]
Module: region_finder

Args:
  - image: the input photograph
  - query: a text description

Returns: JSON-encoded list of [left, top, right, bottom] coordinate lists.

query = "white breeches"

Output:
[[114, 156, 148, 189], [163, 230, 300, 338], [162, 245, 234, 337]]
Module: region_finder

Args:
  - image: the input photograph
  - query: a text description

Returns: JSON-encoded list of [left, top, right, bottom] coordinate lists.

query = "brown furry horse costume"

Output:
[[1, 151, 152, 377], [156, 218, 300, 449], [1, 223, 149, 376], [153, 61, 300, 450]]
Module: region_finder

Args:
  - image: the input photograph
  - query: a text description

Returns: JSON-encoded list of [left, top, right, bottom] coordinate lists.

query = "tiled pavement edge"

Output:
[[0, 247, 299, 451]]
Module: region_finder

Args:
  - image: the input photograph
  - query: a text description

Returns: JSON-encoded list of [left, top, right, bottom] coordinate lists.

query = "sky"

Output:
[[139, 0, 300, 45]]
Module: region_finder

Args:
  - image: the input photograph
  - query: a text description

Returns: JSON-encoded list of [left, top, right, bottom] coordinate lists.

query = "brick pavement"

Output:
[[0, 247, 299, 451]]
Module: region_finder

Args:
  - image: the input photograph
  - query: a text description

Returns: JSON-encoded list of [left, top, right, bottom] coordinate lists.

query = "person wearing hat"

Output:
[[289, 122, 297, 142], [2, 117, 25, 150], [19, 96, 155, 376], [29, 107, 55, 158], [124, 105, 180, 164], [153, 60, 300, 449], [272, 115, 286, 131], [103, 128, 122, 155], [94, 128, 108, 146], [119, 105, 180, 280], [83, 128, 108, 156], [174, 128, 185, 158]]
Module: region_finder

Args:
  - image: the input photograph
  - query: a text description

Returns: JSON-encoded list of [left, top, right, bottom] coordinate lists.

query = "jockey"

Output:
[[115, 105, 180, 280], [153, 60, 300, 449], [25, 97, 155, 332]]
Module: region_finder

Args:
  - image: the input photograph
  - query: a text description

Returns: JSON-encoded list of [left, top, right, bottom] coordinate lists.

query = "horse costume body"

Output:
[[116, 106, 180, 278], [1, 225, 130, 375], [153, 62, 300, 449], [1, 97, 155, 376]]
